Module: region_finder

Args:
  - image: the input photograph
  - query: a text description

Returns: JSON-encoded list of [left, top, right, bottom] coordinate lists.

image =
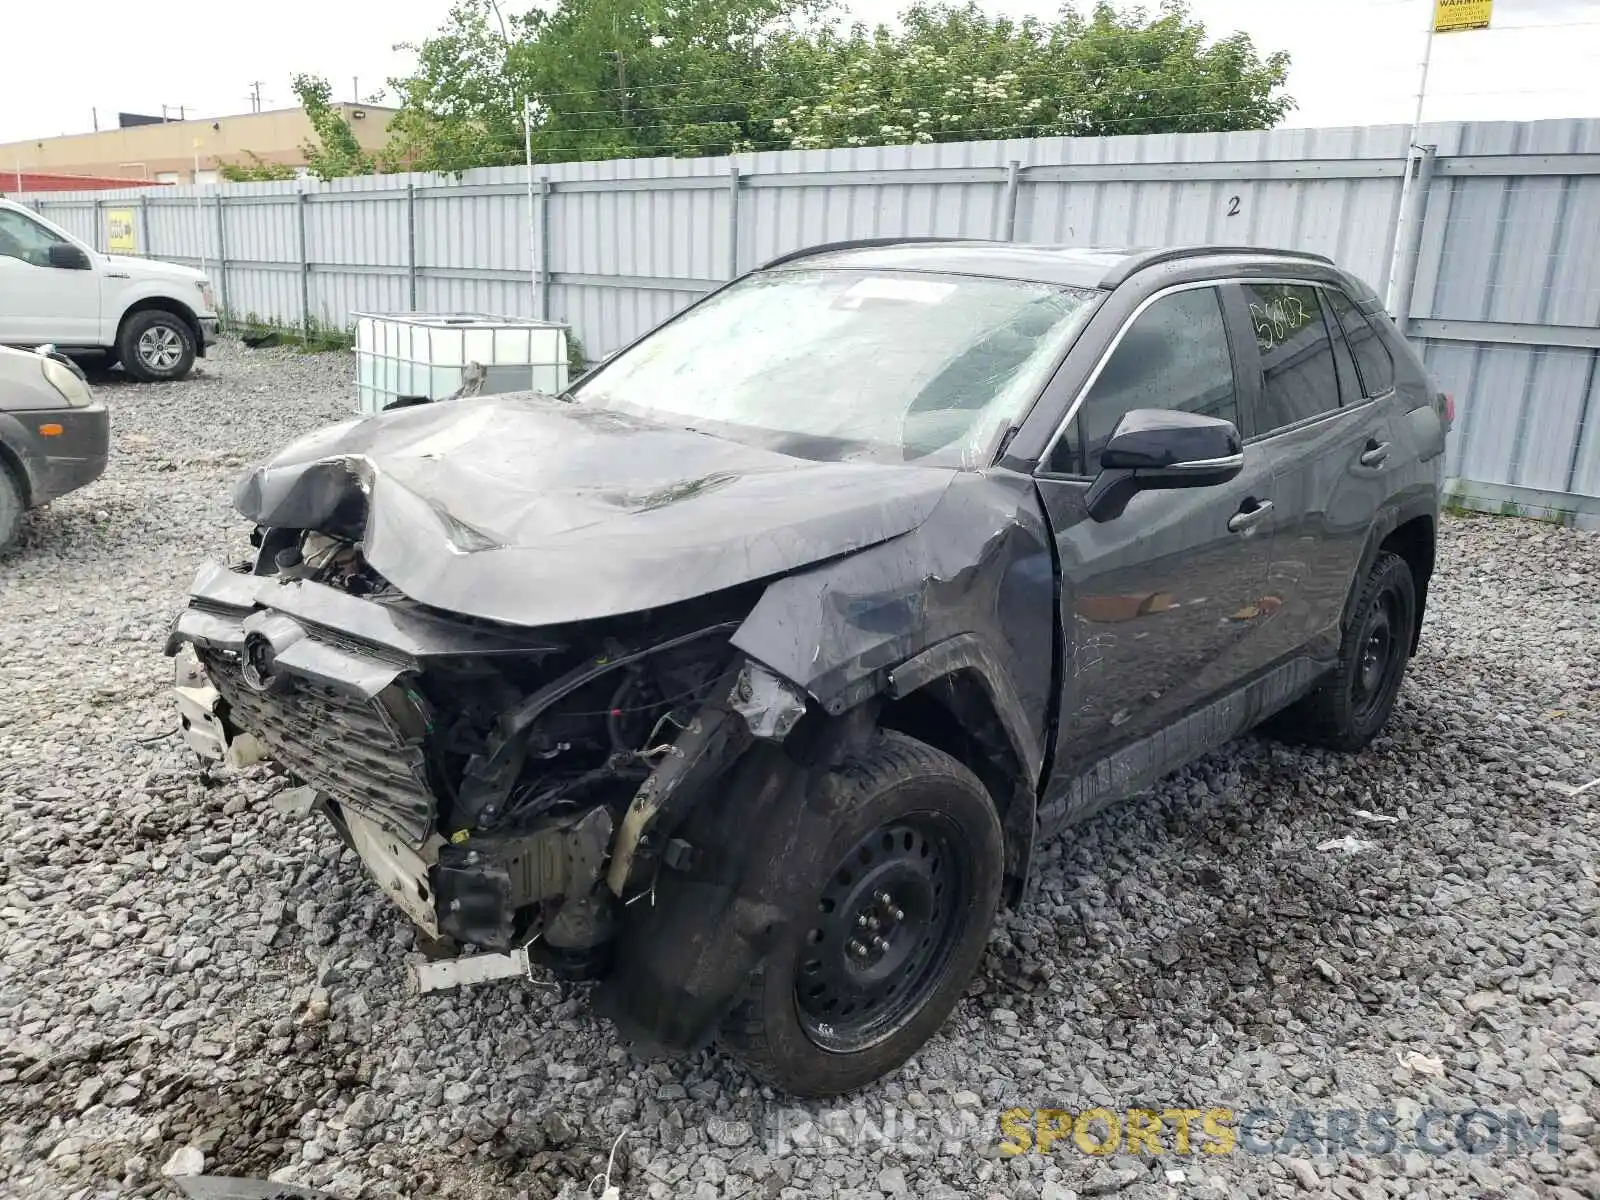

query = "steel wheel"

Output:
[[1351, 587, 1403, 725], [1266, 549, 1418, 752], [137, 325, 186, 372], [795, 813, 971, 1054], [721, 730, 1004, 1097]]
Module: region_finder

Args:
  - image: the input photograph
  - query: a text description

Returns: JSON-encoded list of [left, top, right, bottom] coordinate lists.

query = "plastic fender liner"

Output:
[[886, 633, 1043, 786], [606, 661, 753, 897], [594, 704, 879, 1054]]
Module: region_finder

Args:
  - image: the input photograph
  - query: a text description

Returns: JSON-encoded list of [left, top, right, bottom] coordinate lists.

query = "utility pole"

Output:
[[1386, 10, 1437, 314], [193, 137, 208, 276], [610, 9, 626, 124], [534, 96, 547, 320], [247, 81, 265, 113], [352, 77, 360, 104]]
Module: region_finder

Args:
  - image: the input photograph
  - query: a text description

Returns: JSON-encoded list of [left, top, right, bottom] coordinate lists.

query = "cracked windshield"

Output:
[[575, 268, 1098, 466]]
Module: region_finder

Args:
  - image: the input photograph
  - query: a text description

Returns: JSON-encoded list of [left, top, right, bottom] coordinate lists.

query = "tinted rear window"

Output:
[[1325, 287, 1396, 397]]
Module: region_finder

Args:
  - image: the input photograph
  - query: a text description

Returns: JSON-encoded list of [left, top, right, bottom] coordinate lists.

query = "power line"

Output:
[[392, 72, 1598, 161], [394, 17, 1600, 120], [400, 108, 1358, 169], [427, 67, 1316, 128], [1481, 20, 1600, 31]]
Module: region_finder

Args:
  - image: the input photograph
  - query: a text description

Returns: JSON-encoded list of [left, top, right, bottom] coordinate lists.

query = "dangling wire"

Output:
[[590, 1126, 630, 1199]]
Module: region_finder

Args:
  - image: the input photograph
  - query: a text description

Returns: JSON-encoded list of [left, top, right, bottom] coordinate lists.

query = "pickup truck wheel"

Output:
[[0, 462, 23, 554], [119, 311, 196, 382], [722, 730, 1003, 1097], [1271, 550, 1417, 752]]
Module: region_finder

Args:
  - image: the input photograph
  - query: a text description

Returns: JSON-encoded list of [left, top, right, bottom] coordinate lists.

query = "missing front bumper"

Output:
[[172, 646, 620, 956], [164, 560, 810, 1014]]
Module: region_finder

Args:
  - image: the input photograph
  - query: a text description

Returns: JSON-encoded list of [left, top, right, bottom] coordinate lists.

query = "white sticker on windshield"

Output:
[[837, 276, 958, 307]]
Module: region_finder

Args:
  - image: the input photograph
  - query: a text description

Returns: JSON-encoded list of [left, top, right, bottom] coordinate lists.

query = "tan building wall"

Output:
[[0, 105, 398, 184]]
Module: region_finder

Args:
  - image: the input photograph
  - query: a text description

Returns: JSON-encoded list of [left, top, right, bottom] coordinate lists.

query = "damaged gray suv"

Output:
[[167, 241, 1450, 1096]]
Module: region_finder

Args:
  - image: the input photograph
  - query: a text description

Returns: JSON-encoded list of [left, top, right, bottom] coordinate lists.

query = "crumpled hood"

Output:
[[234, 393, 957, 627]]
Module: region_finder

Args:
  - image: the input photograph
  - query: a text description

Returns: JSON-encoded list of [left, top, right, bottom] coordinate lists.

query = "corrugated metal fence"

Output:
[[15, 118, 1600, 524]]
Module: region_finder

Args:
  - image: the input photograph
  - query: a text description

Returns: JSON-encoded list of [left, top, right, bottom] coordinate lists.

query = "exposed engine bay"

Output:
[[169, 525, 800, 981], [163, 386, 1054, 1074]]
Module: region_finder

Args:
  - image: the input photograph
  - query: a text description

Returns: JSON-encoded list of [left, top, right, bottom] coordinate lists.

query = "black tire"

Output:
[[721, 730, 1003, 1097], [0, 461, 23, 555], [1271, 550, 1417, 751], [118, 310, 196, 382]]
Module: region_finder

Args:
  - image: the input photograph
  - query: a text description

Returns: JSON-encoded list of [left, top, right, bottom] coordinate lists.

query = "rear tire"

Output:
[[0, 462, 23, 554], [1270, 550, 1417, 751], [721, 730, 1003, 1097], [119, 310, 196, 382]]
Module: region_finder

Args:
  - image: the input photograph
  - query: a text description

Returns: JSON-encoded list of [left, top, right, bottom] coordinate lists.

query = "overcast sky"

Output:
[[1, 0, 1596, 147]]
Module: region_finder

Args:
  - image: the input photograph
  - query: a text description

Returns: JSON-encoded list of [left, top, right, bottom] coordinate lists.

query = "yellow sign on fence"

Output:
[[1434, 0, 1492, 33], [106, 208, 137, 254]]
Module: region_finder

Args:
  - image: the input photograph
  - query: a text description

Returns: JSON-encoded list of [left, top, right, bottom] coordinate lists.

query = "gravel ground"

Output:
[[1, 343, 1598, 1200]]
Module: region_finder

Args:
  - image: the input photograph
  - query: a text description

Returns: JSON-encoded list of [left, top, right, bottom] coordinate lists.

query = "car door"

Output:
[[0, 208, 101, 345], [1031, 284, 1276, 822], [1231, 280, 1401, 665]]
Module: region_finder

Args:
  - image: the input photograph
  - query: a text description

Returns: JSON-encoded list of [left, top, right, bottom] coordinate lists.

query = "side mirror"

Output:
[[1084, 408, 1243, 522], [48, 243, 91, 270]]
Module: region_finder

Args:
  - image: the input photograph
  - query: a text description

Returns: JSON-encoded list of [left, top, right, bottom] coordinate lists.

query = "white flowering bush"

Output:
[[780, 1, 1290, 152]]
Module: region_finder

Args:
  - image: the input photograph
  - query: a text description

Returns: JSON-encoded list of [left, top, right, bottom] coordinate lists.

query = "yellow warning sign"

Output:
[[106, 209, 137, 254], [1434, 0, 1492, 33]]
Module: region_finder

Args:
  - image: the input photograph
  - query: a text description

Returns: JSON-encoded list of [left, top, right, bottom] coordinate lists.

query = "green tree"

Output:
[[384, 1, 531, 172], [292, 74, 377, 179], [219, 152, 298, 182], [385, 0, 832, 169], [380, 0, 1292, 169]]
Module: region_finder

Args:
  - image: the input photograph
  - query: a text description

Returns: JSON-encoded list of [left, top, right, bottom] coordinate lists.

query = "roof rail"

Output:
[[760, 236, 973, 271], [1100, 245, 1334, 288]]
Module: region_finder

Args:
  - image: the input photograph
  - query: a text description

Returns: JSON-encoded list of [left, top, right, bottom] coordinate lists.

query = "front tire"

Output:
[[1271, 550, 1417, 751], [119, 310, 196, 382], [722, 731, 1003, 1097], [0, 462, 23, 554]]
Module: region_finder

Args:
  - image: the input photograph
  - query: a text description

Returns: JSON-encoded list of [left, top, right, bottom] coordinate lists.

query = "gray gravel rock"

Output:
[[2, 346, 1598, 1199]]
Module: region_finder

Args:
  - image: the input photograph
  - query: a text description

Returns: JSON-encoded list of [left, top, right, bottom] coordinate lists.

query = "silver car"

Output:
[[0, 344, 110, 553]]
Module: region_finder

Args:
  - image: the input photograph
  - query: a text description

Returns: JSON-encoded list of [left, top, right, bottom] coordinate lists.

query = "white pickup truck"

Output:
[[0, 197, 219, 381]]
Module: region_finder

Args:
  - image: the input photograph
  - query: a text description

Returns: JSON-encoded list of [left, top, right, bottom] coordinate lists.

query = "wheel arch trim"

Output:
[[883, 633, 1043, 905], [885, 633, 1043, 787], [1343, 495, 1437, 653], [0, 416, 43, 507], [117, 295, 204, 351]]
